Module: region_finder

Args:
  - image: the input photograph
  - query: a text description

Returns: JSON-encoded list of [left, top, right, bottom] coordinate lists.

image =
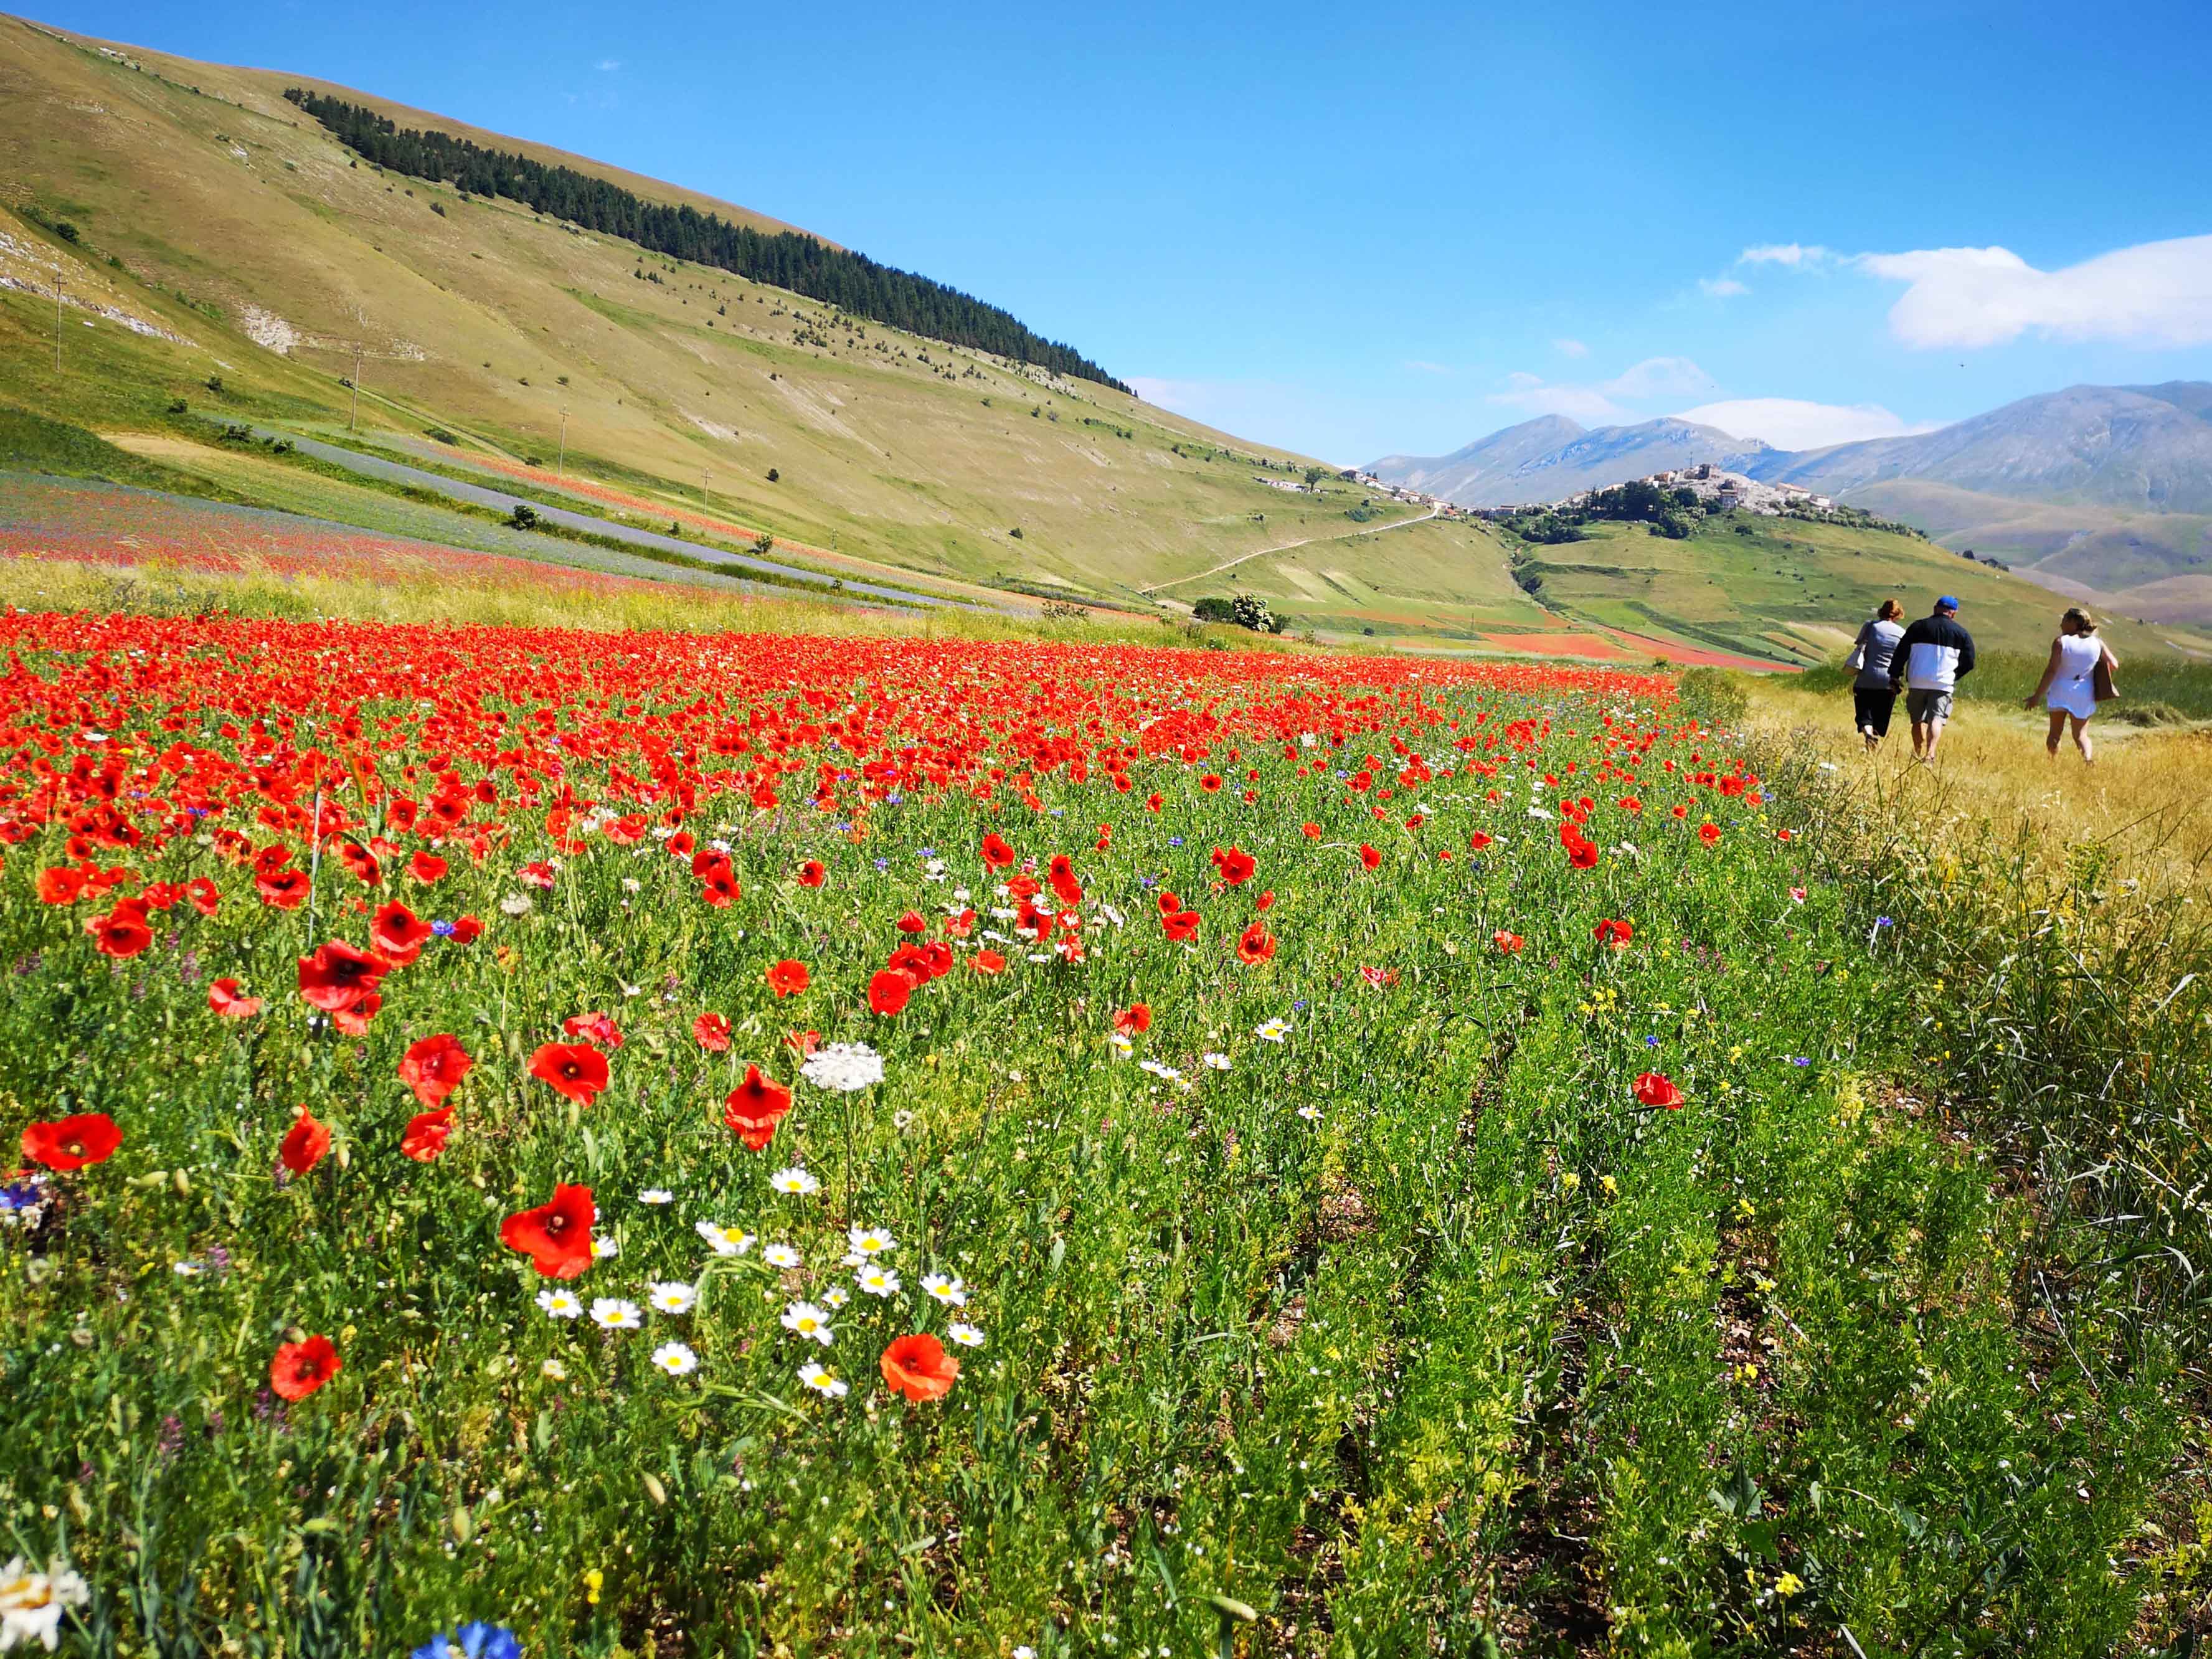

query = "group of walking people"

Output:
[[1845, 595, 2120, 763]]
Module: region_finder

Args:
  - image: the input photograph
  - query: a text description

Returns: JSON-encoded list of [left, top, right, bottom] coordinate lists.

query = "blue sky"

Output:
[[35, 0, 2212, 462]]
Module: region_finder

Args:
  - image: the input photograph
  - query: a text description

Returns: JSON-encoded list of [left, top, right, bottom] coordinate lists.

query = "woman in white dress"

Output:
[[2024, 607, 2117, 763]]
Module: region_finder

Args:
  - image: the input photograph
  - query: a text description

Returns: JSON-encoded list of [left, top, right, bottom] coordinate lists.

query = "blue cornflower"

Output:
[[873, 858, 890, 871], [917, 847, 937, 859], [1643, 1035, 1660, 1048], [1, 1177, 47, 1212], [431, 920, 456, 938], [1790, 1056, 1810, 1067], [1874, 916, 1893, 928], [1167, 836, 1184, 848], [412, 1623, 520, 1659], [1292, 999, 1309, 1012], [887, 793, 904, 805]]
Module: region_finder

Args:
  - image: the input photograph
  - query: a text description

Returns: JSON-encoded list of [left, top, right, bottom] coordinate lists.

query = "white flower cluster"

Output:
[[800, 1042, 885, 1092]]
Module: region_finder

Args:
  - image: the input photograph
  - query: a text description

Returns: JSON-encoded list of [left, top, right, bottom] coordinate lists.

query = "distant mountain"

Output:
[[1369, 416, 1776, 507], [1745, 383, 2212, 515]]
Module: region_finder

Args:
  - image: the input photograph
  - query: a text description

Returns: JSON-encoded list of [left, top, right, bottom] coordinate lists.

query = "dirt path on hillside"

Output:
[[1137, 506, 1440, 595]]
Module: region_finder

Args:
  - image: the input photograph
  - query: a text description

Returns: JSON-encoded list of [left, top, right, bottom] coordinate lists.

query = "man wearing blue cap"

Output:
[[1889, 596, 1975, 761]]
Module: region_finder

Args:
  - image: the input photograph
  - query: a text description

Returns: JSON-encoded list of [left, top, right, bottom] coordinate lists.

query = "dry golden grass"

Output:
[[1, 554, 1326, 653], [1745, 681, 2212, 895]]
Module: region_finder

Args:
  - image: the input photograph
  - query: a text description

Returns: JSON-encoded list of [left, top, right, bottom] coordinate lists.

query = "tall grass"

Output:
[[1796, 649, 2212, 721]]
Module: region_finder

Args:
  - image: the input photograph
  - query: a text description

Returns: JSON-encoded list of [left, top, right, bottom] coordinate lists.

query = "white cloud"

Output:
[[1487, 356, 1716, 423], [1740, 243, 1835, 268], [1674, 398, 1934, 451], [596, 58, 622, 72], [1858, 234, 2212, 349], [1553, 338, 1589, 358], [1698, 276, 1749, 298], [1601, 356, 1716, 400]]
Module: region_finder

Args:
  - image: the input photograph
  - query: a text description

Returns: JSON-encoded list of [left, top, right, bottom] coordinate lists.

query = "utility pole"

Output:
[[347, 339, 363, 430], [53, 268, 64, 374], [557, 408, 568, 478], [701, 468, 709, 511]]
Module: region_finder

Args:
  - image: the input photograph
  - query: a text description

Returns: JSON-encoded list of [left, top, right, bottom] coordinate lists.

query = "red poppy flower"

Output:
[[699, 870, 740, 907], [796, 859, 827, 887], [185, 876, 220, 917], [1594, 919, 1635, 949], [21, 1112, 122, 1171], [332, 993, 381, 1036], [408, 851, 448, 884], [562, 1011, 625, 1049], [207, 977, 262, 1019], [1492, 930, 1524, 953], [785, 1028, 822, 1056], [280, 1105, 331, 1175], [1255, 889, 1275, 910], [1236, 921, 1277, 964], [896, 910, 927, 934], [881, 1333, 960, 1403], [35, 866, 88, 904], [888, 942, 935, 982], [270, 1335, 343, 1401], [1156, 891, 1181, 916], [1697, 822, 1721, 845], [1301, 822, 1321, 838], [400, 1106, 454, 1162], [450, 915, 484, 944], [369, 899, 435, 965], [1162, 910, 1201, 943], [1210, 845, 1256, 886], [1634, 1071, 1685, 1110], [1565, 838, 1600, 871], [519, 861, 556, 889], [297, 940, 391, 1013], [1114, 1003, 1152, 1034], [693, 1011, 732, 1052], [87, 909, 153, 958], [1468, 832, 1493, 851], [501, 1183, 597, 1277], [1358, 844, 1382, 871], [868, 968, 915, 1016], [399, 1033, 473, 1108], [529, 1042, 610, 1106], [724, 1064, 794, 1151], [257, 867, 310, 909], [971, 949, 1007, 975], [979, 833, 1015, 870]]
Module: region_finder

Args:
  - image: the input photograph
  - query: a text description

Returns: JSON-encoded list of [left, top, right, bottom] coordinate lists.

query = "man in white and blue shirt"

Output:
[[1889, 596, 1977, 761]]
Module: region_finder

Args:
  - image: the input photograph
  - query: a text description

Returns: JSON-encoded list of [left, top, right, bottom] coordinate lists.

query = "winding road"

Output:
[[1135, 504, 1440, 596]]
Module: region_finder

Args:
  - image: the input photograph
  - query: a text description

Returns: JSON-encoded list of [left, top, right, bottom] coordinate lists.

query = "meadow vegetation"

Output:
[[0, 610, 2204, 1658]]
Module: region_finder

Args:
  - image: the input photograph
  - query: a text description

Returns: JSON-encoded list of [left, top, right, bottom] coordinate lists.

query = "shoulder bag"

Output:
[[2092, 648, 2118, 704]]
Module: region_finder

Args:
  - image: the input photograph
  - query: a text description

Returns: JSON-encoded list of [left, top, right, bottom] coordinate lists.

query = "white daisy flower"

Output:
[[800, 1041, 885, 1093], [651, 1341, 697, 1376], [592, 1236, 620, 1260], [769, 1166, 820, 1196], [648, 1281, 698, 1315], [1108, 1030, 1135, 1055], [821, 1285, 852, 1310], [922, 1272, 968, 1308], [638, 1188, 674, 1206], [695, 1221, 754, 1256], [1255, 1017, 1291, 1043], [499, 892, 533, 916], [540, 1358, 567, 1379], [173, 1260, 204, 1277], [536, 1288, 584, 1320], [846, 1224, 897, 1259], [589, 1298, 641, 1331], [780, 1301, 834, 1345], [854, 1264, 902, 1298], [1138, 1058, 1183, 1082], [762, 1242, 801, 1269], [1297, 1104, 1322, 1122], [798, 1361, 848, 1398], [1203, 1052, 1232, 1071], [947, 1322, 986, 1348]]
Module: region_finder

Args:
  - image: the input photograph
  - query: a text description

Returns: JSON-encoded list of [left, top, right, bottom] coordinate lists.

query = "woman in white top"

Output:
[[2025, 607, 2117, 763]]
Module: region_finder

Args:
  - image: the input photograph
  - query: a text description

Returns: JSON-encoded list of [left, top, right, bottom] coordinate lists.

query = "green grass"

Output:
[[1794, 648, 2212, 720], [0, 615, 2203, 1654]]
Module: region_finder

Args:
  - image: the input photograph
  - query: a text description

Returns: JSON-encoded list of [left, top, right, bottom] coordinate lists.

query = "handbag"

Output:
[[2092, 650, 2118, 703]]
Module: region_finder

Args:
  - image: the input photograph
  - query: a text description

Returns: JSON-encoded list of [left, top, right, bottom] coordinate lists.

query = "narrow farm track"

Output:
[[230, 425, 985, 612], [1136, 505, 1440, 594]]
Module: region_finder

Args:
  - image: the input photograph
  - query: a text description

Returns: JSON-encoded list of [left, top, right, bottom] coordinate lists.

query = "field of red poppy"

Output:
[[1, 612, 2205, 1657]]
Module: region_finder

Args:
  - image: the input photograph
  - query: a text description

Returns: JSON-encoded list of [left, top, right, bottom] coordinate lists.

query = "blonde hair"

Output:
[[2062, 607, 2097, 635], [1877, 598, 1904, 622]]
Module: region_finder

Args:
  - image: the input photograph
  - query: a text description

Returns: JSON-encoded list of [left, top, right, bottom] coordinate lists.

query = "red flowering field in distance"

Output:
[[0, 611, 2196, 1654]]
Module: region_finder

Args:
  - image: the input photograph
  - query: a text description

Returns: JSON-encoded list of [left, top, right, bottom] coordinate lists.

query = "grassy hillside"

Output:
[[0, 17, 1344, 605], [1505, 513, 2168, 666]]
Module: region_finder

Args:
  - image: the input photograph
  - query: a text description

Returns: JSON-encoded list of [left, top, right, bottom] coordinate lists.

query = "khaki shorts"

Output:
[[1906, 688, 1954, 724]]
